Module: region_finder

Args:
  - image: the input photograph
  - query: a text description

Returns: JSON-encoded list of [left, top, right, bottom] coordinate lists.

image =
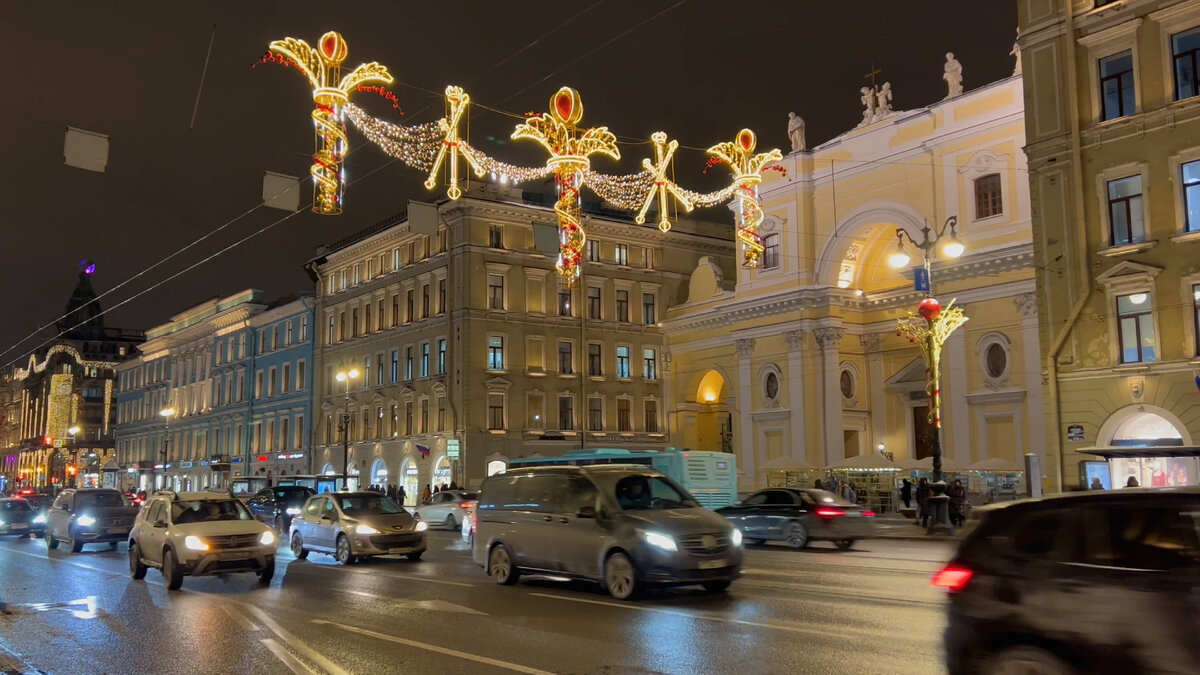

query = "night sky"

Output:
[[1, 0, 1016, 364]]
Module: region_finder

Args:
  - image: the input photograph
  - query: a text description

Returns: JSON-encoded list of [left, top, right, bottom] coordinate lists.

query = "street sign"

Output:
[[913, 267, 930, 293], [1066, 424, 1085, 442], [447, 439, 460, 460]]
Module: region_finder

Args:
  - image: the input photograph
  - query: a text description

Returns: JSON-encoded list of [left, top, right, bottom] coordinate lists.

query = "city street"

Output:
[[0, 530, 951, 674]]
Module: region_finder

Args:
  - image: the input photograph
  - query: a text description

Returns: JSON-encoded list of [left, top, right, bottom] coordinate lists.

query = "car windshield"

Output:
[[1, 500, 31, 512], [806, 490, 854, 505], [609, 475, 699, 510], [336, 494, 405, 516], [275, 489, 313, 507], [76, 492, 127, 509], [171, 499, 252, 524], [461, 493, 478, 501]]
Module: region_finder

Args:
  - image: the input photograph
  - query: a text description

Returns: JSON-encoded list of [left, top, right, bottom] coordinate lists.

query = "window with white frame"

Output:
[[762, 234, 780, 269], [616, 290, 629, 323], [390, 349, 399, 382], [437, 339, 447, 374], [405, 346, 414, 380], [558, 395, 574, 430], [1107, 175, 1145, 245], [614, 243, 628, 265], [587, 286, 602, 319], [488, 274, 505, 310], [1099, 51, 1135, 121], [617, 398, 631, 432], [644, 399, 659, 433], [282, 363, 290, 394], [558, 289, 573, 316], [420, 398, 429, 433], [420, 342, 430, 378], [1173, 27, 1200, 101], [297, 360, 306, 390], [588, 396, 604, 431], [616, 346, 631, 378], [1117, 292, 1157, 363], [643, 347, 657, 380], [558, 341, 574, 374], [488, 336, 505, 371], [1182, 159, 1200, 233], [588, 343, 602, 376], [285, 322, 293, 345], [642, 293, 656, 324], [586, 239, 600, 262], [489, 224, 503, 248]]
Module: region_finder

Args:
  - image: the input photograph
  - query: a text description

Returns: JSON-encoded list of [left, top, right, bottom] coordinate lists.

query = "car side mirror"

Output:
[[577, 505, 597, 519], [153, 518, 167, 528]]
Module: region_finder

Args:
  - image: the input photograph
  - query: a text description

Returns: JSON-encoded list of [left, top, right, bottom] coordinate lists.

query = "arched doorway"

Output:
[[1110, 412, 1185, 447], [487, 460, 506, 476], [693, 369, 730, 452], [401, 457, 419, 506], [1099, 406, 1194, 489], [370, 458, 388, 488], [432, 455, 451, 488]]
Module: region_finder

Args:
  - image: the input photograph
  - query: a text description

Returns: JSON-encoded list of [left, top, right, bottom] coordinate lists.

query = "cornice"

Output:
[[1081, 97, 1200, 148]]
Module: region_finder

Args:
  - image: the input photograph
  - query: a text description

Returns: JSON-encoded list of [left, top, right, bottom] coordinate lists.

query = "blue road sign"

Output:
[[913, 267, 930, 293]]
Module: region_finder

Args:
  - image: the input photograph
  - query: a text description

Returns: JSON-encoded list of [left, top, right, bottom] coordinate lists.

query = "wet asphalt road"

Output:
[[0, 530, 952, 675]]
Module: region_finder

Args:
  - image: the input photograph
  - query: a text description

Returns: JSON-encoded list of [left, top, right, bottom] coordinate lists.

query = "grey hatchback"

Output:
[[473, 465, 743, 599]]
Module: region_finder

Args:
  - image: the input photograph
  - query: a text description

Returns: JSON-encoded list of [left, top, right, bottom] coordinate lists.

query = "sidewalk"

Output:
[[873, 516, 962, 541]]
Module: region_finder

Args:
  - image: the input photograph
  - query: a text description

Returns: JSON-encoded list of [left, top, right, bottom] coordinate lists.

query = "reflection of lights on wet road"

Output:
[[26, 596, 99, 619]]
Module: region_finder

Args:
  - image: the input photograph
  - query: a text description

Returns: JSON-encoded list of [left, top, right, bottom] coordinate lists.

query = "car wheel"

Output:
[[258, 564, 275, 585], [984, 646, 1077, 675], [488, 544, 519, 585], [162, 549, 183, 590], [129, 542, 147, 580], [335, 535, 354, 565], [605, 551, 638, 600], [406, 551, 423, 561], [46, 530, 59, 550], [290, 532, 309, 559], [70, 531, 84, 553], [444, 514, 457, 530], [834, 539, 855, 550], [702, 580, 732, 593], [785, 522, 809, 550]]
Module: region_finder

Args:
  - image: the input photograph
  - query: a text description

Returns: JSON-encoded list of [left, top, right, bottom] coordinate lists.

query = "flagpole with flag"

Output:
[[416, 444, 431, 458]]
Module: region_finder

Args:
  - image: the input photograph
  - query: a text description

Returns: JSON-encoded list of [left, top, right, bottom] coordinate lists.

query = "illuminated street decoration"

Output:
[[896, 298, 969, 432], [267, 31, 394, 215], [266, 32, 781, 281]]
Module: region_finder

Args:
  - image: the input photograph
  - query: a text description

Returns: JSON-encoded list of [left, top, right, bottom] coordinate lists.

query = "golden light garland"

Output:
[[425, 86, 486, 200], [636, 132, 694, 232], [268, 31, 394, 214], [896, 298, 969, 430], [706, 129, 782, 268]]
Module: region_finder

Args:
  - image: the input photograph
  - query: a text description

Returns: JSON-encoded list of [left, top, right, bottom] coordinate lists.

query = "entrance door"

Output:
[[913, 405, 935, 460]]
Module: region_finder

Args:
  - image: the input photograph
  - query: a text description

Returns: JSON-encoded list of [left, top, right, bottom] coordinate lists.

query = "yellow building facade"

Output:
[[665, 75, 1039, 492], [1019, 0, 1200, 490]]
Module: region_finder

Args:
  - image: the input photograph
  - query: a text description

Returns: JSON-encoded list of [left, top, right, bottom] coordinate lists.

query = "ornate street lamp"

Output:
[[335, 369, 360, 491]]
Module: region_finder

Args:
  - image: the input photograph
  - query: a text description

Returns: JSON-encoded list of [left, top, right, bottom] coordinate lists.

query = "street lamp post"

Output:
[[67, 426, 80, 488], [159, 408, 175, 491], [888, 216, 967, 535], [335, 369, 360, 491]]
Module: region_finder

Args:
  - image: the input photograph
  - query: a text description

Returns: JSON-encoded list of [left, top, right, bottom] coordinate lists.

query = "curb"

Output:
[[0, 643, 38, 675]]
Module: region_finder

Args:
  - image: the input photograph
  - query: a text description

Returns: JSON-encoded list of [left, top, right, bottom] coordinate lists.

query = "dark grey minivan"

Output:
[[472, 465, 743, 599]]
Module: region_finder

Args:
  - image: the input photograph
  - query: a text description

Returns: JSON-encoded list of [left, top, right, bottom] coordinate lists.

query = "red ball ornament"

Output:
[[917, 297, 942, 321]]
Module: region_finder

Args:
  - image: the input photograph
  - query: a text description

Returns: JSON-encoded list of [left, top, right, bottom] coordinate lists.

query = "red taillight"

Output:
[[460, 501, 477, 511], [931, 565, 974, 593], [862, 511, 876, 517], [815, 508, 845, 517]]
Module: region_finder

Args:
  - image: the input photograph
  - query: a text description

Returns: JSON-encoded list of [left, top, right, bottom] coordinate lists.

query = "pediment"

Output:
[[1095, 260, 1162, 286], [885, 357, 928, 387], [486, 377, 512, 391]]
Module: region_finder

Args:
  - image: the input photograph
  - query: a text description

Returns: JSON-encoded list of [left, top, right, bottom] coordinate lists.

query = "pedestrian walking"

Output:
[[948, 479, 967, 526], [900, 478, 913, 508], [422, 484, 432, 501], [846, 483, 857, 505], [916, 478, 931, 527], [398, 485, 407, 506]]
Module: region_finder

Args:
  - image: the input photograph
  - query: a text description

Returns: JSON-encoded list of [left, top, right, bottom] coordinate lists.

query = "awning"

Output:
[[758, 457, 816, 471], [1079, 446, 1200, 459], [967, 458, 1025, 472], [825, 454, 898, 471], [100, 459, 121, 472], [895, 456, 964, 472]]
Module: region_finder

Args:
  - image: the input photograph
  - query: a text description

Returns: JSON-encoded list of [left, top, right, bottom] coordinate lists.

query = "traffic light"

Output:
[[43, 436, 53, 446], [66, 465, 77, 476]]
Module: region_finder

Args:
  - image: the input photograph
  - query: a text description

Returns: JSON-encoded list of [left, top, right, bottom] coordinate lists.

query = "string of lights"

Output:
[[343, 103, 443, 171]]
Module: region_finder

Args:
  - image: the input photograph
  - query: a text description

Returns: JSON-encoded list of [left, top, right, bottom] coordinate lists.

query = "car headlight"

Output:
[[260, 530, 276, 546], [414, 521, 427, 532], [354, 524, 380, 535], [184, 535, 209, 551], [644, 531, 677, 552], [75, 515, 96, 527], [285, 507, 301, 516], [730, 528, 743, 546], [33, 514, 46, 524]]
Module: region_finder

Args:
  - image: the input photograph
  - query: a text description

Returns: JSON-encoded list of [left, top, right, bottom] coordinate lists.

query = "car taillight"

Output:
[[862, 511, 876, 517], [815, 508, 845, 517], [931, 564, 974, 593], [460, 501, 477, 511]]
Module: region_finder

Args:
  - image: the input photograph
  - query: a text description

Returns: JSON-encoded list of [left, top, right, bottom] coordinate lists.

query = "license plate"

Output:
[[388, 548, 411, 554], [107, 527, 128, 534], [222, 551, 252, 560], [698, 559, 726, 570], [12, 523, 27, 529]]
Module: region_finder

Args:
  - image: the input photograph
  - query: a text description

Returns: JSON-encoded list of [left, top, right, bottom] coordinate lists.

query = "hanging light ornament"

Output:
[[706, 129, 783, 268], [268, 32, 393, 214]]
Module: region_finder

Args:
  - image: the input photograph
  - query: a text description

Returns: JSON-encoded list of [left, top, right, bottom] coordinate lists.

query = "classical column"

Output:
[[784, 331, 807, 463], [734, 338, 755, 488], [662, 350, 673, 444], [813, 327, 844, 469], [945, 326, 970, 465], [860, 333, 886, 454], [1015, 292, 1045, 488]]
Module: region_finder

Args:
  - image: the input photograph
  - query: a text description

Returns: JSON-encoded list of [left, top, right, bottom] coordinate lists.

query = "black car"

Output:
[[46, 488, 140, 553], [938, 487, 1200, 675], [716, 488, 877, 549], [246, 486, 316, 532], [0, 498, 39, 538]]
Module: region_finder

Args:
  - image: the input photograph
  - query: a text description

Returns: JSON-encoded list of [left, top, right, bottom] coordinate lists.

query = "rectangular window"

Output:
[[617, 398, 631, 432], [437, 339, 447, 374], [327, 274, 336, 296], [763, 234, 780, 269], [422, 235, 430, 260], [408, 242, 416, 265], [558, 289, 573, 317], [1194, 284, 1200, 356], [364, 303, 372, 333], [391, 294, 399, 327], [255, 370, 263, 398], [374, 406, 383, 439], [280, 417, 290, 451], [1173, 27, 1200, 100], [376, 353, 384, 385], [437, 397, 446, 431], [421, 398, 429, 433], [438, 228, 447, 252], [285, 322, 293, 345], [296, 415, 304, 450], [392, 248, 401, 270], [354, 263, 362, 285], [282, 363, 291, 394], [237, 373, 245, 402], [340, 269, 347, 290], [420, 342, 430, 378], [614, 243, 628, 265], [300, 316, 308, 341], [974, 173, 1002, 219], [1182, 160, 1200, 233], [406, 402, 414, 436], [1107, 175, 1145, 245], [405, 347, 414, 380], [1099, 51, 1135, 121], [422, 284, 430, 317], [644, 247, 655, 269], [616, 290, 629, 322], [642, 293, 656, 324], [616, 346, 631, 378], [586, 239, 600, 262], [390, 404, 398, 437], [588, 397, 604, 431], [528, 392, 544, 429], [351, 308, 359, 338], [488, 336, 505, 371], [297, 360, 306, 390], [587, 286, 601, 319], [260, 330, 268, 353], [645, 400, 659, 433], [489, 224, 504, 248], [558, 396, 574, 430], [488, 394, 505, 430], [438, 279, 446, 314], [588, 342, 602, 376], [558, 341, 573, 374], [1117, 292, 1156, 363], [406, 290, 414, 323], [377, 299, 384, 331], [391, 349, 399, 383], [489, 274, 505, 310], [643, 348, 657, 380]]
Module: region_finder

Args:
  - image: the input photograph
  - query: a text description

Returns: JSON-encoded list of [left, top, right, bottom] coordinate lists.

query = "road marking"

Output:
[[312, 620, 553, 675], [220, 604, 261, 631], [528, 592, 890, 640], [291, 563, 475, 588], [345, 590, 487, 615], [260, 639, 319, 675], [239, 603, 349, 675]]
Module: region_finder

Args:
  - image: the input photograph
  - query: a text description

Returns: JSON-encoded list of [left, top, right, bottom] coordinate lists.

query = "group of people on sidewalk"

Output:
[[900, 477, 968, 527]]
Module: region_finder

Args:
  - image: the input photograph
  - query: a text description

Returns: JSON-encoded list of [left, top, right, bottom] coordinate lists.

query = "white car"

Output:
[[413, 490, 477, 529], [129, 491, 278, 590]]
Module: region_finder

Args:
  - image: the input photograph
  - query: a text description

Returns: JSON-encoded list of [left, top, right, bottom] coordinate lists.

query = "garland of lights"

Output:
[[896, 298, 969, 430], [265, 32, 783, 280]]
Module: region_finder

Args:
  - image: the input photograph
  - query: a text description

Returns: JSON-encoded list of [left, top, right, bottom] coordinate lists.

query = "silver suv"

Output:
[[129, 491, 277, 590], [473, 465, 743, 599]]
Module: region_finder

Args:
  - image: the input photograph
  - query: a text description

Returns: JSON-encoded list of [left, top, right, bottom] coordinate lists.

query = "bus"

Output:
[[506, 448, 738, 509]]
